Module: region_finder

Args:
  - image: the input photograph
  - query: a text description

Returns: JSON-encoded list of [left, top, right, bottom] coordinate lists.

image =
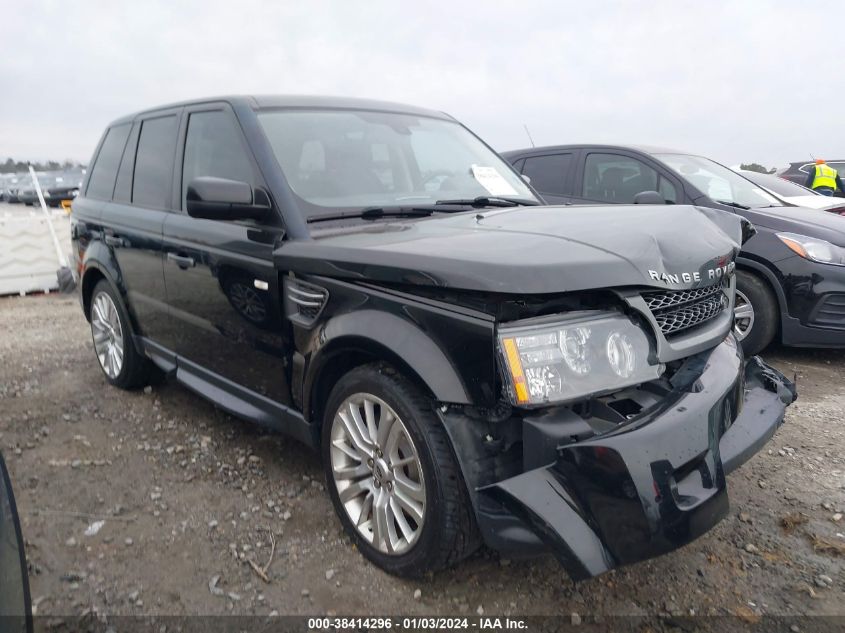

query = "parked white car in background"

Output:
[[735, 169, 845, 213]]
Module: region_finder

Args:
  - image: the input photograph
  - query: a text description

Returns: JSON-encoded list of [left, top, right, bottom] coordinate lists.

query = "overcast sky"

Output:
[[1, 1, 838, 168]]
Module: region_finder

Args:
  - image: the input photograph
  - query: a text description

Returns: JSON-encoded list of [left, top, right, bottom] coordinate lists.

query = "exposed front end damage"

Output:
[[440, 340, 796, 580]]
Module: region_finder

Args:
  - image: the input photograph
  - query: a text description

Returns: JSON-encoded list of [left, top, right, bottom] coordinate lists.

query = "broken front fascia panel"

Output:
[[439, 339, 796, 580]]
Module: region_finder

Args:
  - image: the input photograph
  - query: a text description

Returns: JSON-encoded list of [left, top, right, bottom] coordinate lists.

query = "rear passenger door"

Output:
[[514, 152, 577, 204], [161, 104, 291, 406], [106, 111, 179, 346], [573, 151, 679, 205]]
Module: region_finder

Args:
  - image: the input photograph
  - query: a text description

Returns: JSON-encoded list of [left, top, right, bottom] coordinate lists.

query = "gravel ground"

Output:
[[0, 293, 843, 622]]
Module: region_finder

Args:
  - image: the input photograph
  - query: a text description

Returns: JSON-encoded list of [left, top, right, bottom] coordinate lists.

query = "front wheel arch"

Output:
[[735, 258, 788, 318], [734, 269, 779, 355], [306, 339, 436, 428]]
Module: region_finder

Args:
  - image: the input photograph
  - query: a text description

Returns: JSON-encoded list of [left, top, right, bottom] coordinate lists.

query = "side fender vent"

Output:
[[284, 278, 329, 327]]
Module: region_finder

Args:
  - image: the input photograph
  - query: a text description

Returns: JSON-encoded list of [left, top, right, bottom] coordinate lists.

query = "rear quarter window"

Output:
[[132, 115, 178, 209], [85, 124, 131, 200]]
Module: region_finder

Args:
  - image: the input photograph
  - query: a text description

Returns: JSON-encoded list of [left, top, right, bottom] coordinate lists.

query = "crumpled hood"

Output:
[[274, 204, 744, 294]]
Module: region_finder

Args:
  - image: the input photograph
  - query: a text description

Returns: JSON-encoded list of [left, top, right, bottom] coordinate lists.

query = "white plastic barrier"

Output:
[[0, 211, 72, 296]]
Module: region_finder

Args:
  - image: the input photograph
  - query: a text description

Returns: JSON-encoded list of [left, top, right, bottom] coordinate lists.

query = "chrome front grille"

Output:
[[642, 281, 728, 336], [642, 283, 723, 312]]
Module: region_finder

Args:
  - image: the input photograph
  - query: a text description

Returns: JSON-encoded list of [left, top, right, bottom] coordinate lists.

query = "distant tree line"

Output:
[[739, 162, 776, 174], [0, 158, 86, 174]]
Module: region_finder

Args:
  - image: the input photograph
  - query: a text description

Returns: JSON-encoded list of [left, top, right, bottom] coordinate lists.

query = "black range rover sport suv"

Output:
[[72, 96, 795, 579]]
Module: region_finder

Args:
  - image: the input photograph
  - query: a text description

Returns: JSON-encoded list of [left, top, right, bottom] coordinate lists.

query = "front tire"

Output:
[[734, 271, 778, 356], [322, 363, 480, 577], [89, 279, 152, 389]]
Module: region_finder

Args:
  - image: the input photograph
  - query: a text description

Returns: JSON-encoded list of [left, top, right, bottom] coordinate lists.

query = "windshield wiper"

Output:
[[434, 196, 539, 208], [307, 206, 434, 223], [715, 200, 751, 210]]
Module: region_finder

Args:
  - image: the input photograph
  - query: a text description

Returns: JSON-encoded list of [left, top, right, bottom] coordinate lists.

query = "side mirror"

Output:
[[633, 190, 667, 205], [186, 177, 270, 222], [521, 174, 532, 185], [0, 453, 32, 632], [740, 217, 757, 244]]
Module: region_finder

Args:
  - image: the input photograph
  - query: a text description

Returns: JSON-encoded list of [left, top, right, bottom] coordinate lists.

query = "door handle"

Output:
[[103, 234, 124, 247], [167, 252, 196, 269]]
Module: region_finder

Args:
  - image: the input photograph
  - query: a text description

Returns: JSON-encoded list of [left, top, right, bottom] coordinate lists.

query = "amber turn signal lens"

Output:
[[502, 337, 530, 404], [778, 235, 807, 258]]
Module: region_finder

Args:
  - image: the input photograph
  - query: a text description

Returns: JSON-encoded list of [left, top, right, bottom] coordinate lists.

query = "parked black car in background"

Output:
[[14, 172, 84, 207], [780, 159, 845, 197], [72, 96, 794, 579], [16, 178, 50, 206], [503, 144, 845, 355], [43, 172, 83, 207]]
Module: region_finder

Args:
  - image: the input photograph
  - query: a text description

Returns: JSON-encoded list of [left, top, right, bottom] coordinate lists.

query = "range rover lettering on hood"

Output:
[[648, 261, 736, 286]]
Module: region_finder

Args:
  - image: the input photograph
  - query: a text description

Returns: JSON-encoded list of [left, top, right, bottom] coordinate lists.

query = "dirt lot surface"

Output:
[[1, 294, 843, 623]]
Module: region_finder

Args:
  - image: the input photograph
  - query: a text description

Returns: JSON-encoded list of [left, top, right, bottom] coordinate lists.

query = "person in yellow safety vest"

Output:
[[805, 159, 845, 196]]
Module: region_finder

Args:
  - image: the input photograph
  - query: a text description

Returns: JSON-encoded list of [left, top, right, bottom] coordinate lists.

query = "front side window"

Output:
[[656, 154, 781, 208], [86, 123, 131, 200], [133, 115, 178, 209], [256, 109, 537, 219], [521, 154, 573, 196], [583, 153, 660, 203], [182, 110, 255, 209]]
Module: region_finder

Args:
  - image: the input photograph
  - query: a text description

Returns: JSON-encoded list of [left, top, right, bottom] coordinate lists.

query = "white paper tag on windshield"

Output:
[[471, 165, 518, 196]]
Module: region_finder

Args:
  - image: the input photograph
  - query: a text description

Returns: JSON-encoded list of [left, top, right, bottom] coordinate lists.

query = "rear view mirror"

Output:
[[0, 453, 32, 633], [633, 190, 667, 205], [186, 177, 270, 222]]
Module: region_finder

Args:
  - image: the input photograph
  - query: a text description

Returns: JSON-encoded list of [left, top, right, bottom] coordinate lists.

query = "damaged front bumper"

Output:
[[441, 340, 796, 580]]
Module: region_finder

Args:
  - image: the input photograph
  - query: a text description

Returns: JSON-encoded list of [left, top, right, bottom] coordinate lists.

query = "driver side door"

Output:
[[162, 104, 292, 407]]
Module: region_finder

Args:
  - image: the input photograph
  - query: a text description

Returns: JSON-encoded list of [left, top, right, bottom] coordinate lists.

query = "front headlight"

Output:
[[498, 311, 663, 406], [777, 232, 845, 266]]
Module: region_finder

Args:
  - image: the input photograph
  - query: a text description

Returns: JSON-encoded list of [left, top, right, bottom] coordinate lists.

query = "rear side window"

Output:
[[181, 110, 254, 209], [521, 154, 573, 195], [133, 115, 178, 209], [86, 124, 131, 200]]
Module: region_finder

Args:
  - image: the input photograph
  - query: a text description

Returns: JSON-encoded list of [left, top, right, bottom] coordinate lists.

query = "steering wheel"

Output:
[[421, 170, 455, 188]]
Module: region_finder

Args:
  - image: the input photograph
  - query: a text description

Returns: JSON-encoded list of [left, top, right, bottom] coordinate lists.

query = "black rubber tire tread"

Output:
[[89, 279, 152, 389], [736, 270, 778, 356], [322, 362, 481, 577]]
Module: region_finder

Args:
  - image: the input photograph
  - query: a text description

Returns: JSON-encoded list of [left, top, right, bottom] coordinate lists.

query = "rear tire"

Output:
[[322, 363, 480, 577], [88, 279, 152, 389], [734, 271, 778, 356]]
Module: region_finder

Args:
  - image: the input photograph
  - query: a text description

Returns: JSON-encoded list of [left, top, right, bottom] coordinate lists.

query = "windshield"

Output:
[[741, 171, 818, 197], [656, 154, 782, 208], [257, 109, 537, 219]]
